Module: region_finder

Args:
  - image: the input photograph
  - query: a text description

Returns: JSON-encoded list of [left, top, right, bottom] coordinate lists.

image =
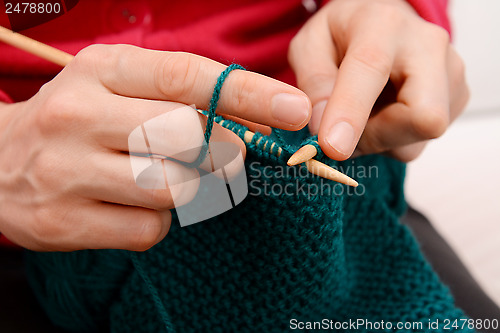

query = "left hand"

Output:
[[288, 0, 469, 162]]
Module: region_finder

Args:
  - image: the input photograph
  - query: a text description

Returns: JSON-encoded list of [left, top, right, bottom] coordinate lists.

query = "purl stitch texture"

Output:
[[25, 120, 474, 332]]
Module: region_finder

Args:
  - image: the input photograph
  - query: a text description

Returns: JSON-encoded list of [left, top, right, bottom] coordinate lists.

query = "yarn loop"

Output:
[[184, 63, 246, 168]]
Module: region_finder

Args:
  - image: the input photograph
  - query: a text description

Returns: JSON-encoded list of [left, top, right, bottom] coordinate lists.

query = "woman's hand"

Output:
[[0, 44, 311, 251], [288, 0, 469, 161]]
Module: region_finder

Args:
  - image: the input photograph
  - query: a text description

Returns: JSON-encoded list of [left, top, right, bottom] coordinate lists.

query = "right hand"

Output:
[[0, 44, 311, 251]]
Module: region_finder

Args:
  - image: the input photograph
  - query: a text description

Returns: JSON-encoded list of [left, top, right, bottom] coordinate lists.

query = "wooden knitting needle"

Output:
[[305, 159, 358, 187], [288, 142, 359, 187], [216, 118, 283, 157], [252, 131, 357, 187], [217, 119, 358, 187], [0, 25, 73, 67], [0, 26, 357, 187], [287, 143, 317, 166]]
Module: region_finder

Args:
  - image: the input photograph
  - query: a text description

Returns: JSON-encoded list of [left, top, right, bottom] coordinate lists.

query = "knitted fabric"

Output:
[[24, 117, 474, 332]]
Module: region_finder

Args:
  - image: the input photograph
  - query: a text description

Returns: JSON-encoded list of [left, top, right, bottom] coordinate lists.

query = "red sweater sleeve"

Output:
[[406, 0, 451, 33], [0, 89, 13, 103], [0, 234, 19, 248]]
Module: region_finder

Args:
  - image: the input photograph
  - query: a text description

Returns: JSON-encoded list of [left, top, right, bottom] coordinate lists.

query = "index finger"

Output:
[[72, 44, 311, 130], [318, 41, 394, 160]]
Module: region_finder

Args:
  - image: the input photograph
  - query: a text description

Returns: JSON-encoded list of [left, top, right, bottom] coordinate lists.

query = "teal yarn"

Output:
[[130, 252, 174, 332], [184, 64, 245, 168]]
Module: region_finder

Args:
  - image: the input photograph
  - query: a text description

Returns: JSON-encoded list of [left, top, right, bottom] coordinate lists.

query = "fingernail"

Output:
[[326, 121, 355, 156], [271, 93, 310, 126], [309, 100, 328, 135]]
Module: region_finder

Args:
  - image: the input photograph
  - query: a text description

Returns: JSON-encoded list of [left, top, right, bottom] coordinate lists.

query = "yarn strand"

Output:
[[130, 252, 175, 333], [184, 64, 246, 168]]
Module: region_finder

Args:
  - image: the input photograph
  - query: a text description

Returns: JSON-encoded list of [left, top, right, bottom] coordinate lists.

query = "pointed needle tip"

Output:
[[287, 144, 318, 166], [305, 159, 358, 187]]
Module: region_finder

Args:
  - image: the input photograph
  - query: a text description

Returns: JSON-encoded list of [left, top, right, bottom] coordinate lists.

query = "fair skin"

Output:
[[290, 0, 468, 161], [0, 0, 468, 251], [0, 47, 312, 251]]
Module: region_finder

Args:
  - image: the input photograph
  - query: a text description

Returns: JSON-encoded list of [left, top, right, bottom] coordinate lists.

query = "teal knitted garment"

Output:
[[24, 120, 474, 332]]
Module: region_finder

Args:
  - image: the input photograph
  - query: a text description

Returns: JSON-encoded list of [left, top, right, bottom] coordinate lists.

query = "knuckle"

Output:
[[166, 115, 204, 151], [356, 2, 406, 29], [106, 44, 138, 77], [395, 149, 422, 163], [37, 91, 83, 133], [73, 44, 130, 66], [173, 170, 200, 206], [225, 74, 254, 114], [393, 143, 426, 163], [147, 188, 176, 210], [30, 152, 74, 195], [71, 44, 110, 71], [369, 2, 402, 21], [411, 107, 449, 139], [40, 91, 70, 120], [37, 81, 52, 97], [450, 53, 467, 89], [72, 44, 136, 84], [350, 46, 392, 78], [31, 151, 56, 183], [296, 72, 333, 99], [155, 52, 200, 100], [131, 214, 164, 251], [32, 207, 65, 246], [426, 24, 450, 45], [153, 109, 204, 160], [358, 131, 386, 155], [287, 34, 302, 66]]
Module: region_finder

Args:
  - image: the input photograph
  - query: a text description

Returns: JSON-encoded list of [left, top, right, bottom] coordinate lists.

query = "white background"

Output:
[[406, 0, 500, 306]]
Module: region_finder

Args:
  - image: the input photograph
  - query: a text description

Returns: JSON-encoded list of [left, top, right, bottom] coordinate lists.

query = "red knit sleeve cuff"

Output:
[[405, 0, 451, 34], [0, 89, 13, 103], [0, 234, 21, 249]]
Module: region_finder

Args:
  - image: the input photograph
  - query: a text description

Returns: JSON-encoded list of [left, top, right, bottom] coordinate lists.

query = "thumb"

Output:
[[288, 18, 338, 135]]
